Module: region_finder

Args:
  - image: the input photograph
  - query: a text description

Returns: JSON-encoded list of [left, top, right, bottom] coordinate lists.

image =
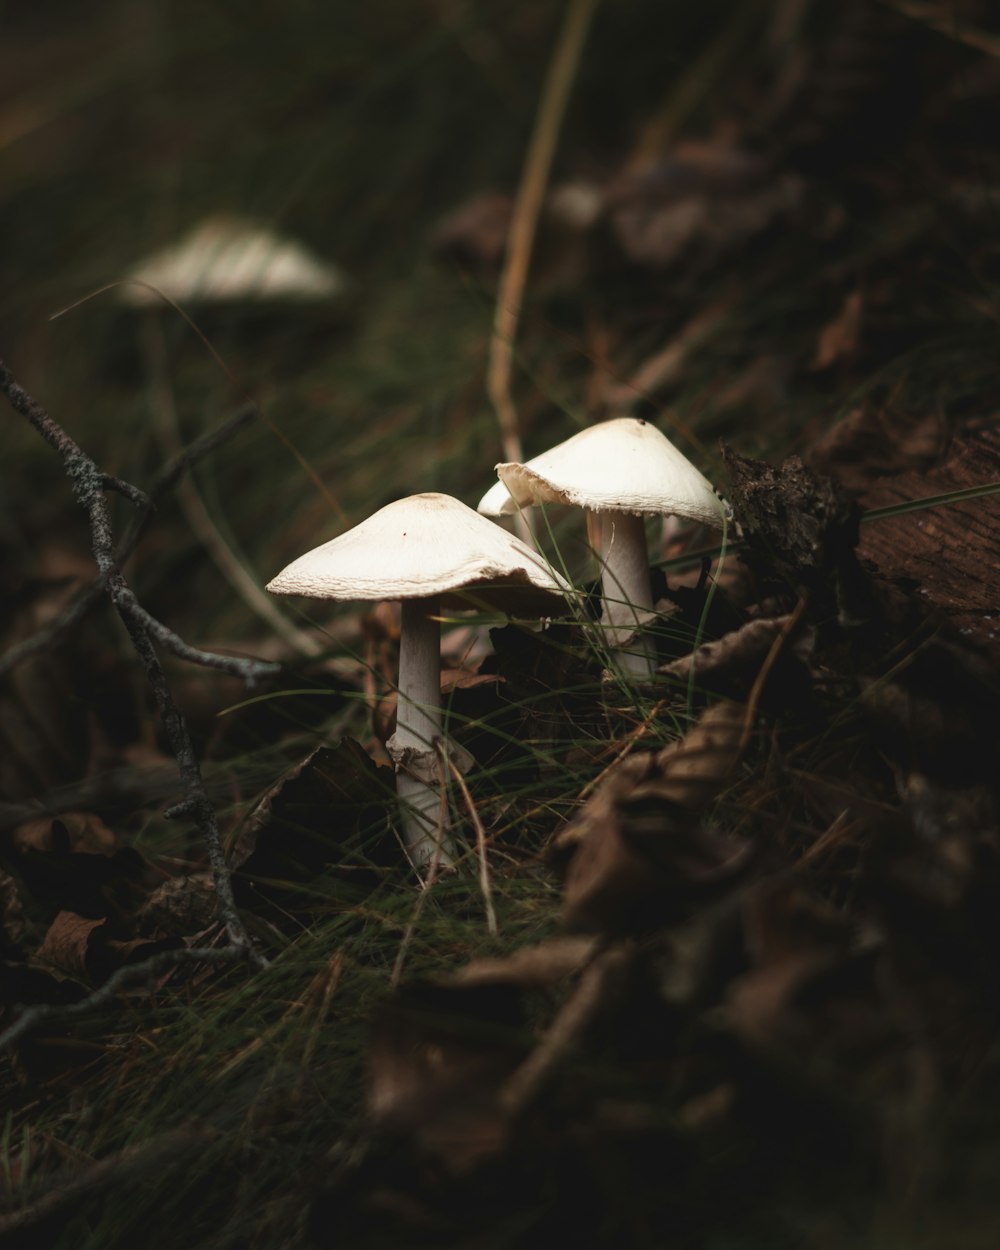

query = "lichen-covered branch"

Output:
[[0, 358, 267, 968], [0, 401, 259, 679]]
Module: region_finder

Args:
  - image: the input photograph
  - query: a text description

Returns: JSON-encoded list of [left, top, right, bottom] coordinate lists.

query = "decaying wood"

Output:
[[855, 426, 1000, 660]]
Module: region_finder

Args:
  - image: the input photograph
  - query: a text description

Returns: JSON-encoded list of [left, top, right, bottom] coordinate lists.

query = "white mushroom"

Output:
[[267, 492, 571, 869], [119, 216, 351, 662], [477, 417, 727, 677], [121, 214, 349, 307]]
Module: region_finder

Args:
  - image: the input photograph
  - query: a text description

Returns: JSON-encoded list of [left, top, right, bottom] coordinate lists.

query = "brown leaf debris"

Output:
[[558, 701, 751, 934]]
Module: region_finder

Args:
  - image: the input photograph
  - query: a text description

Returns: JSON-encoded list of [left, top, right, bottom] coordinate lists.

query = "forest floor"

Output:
[[2, 3, 1000, 1247]]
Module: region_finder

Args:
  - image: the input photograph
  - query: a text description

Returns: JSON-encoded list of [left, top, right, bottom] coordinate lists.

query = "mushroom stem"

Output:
[[397, 597, 444, 754], [394, 596, 456, 869], [594, 511, 657, 677]]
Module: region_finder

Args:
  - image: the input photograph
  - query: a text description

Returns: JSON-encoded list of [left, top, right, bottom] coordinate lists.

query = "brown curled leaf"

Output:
[[9, 812, 147, 923], [0, 868, 26, 953], [367, 978, 529, 1173], [32, 911, 182, 985], [12, 811, 117, 857], [559, 702, 751, 934], [34, 913, 106, 982], [659, 614, 815, 693], [231, 738, 396, 914], [812, 289, 863, 370], [367, 936, 606, 1174], [445, 935, 601, 992], [135, 873, 217, 939]]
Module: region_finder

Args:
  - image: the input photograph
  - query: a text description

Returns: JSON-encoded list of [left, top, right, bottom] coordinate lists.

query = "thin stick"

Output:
[[293, 951, 345, 1102], [889, 0, 1000, 59], [0, 944, 252, 1053], [499, 939, 628, 1117], [0, 360, 265, 967], [0, 402, 259, 681], [438, 739, 497, 937], [487, 0, 600, 476], [739, 594, 809, 753], [578, 698, 667, 800]]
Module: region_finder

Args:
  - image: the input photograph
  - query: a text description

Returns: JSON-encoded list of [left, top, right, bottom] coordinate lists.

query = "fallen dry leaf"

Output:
[[446, 935, 600, 991], [33, 909, 182, 985], [659, 614, 814, 696], [367, 978, 529, 1173], [606, 144, 803, 272], [9, 811, 147, 922], [366, 936, 615, 1175], [34, 912, 106, 982], [135, 872, 217, 939], [808, 400, 949, 482], [812, 289, 864, 370], [429, 190, 514, 272], [0, 867, 26, 952], [559, 701, 751, 934], [12, 811, 117, 857], [232, 738, 395, 915]]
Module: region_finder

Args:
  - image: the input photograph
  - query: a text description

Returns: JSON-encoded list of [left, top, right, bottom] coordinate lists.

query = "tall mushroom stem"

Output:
[[594, 511, 657, 678], [392, 596, 456, 869]]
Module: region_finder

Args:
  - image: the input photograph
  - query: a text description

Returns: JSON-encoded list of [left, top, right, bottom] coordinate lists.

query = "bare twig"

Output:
[[578, 698, 668, 801], [0, 359, 266, 966], [889, 0, 1000, 60], [740, 594, 809, 753], [487, 0, 600, 482], [499, 938, 629, 1117], [99, 474, 150, 508], [126, 400, 259, 553], [0, 400, 260, 680], [0, 944, 252, 1053]]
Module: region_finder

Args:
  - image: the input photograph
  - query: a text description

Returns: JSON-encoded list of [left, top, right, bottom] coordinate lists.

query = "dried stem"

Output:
[[0, 944, 252, 1053], [740, 593, 809, 753], [0, 400, 260, 680], [487, 0, 599, 484], [0, 358, 266, 969], [499, 938, 630, 1117]]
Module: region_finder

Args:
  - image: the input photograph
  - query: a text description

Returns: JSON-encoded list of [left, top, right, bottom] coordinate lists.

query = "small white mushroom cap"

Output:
[[267, 492, 571, 614], [122, 215, 348, 307], [477, 417, 726, 527]]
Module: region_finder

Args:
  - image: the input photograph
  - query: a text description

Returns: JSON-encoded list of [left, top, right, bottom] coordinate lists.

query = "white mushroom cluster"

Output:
[[268, 419, 725, 871]]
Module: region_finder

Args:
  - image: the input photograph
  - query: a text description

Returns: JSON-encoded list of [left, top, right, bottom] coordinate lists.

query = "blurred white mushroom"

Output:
[[121, 214, 349, 307], [120, 215, 350, 661]]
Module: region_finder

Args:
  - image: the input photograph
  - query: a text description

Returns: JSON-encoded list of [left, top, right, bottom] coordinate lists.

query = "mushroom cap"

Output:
[[121, 215, 348, 307], [267, 492, 572, 614], [478, 417, 726, 528]]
